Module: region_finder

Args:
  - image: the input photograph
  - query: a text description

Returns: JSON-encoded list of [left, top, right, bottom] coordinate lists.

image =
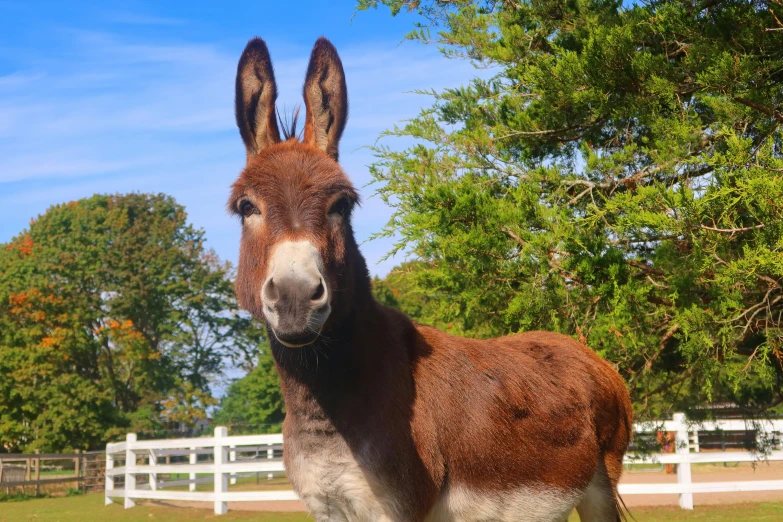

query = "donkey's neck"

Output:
[[271, 249, 377, 385], [271, 307, 372, 385], [271, 289, 415, 436]]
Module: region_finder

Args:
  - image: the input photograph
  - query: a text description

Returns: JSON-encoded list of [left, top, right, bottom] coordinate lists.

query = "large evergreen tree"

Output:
[[359, 0, 783, 417], [0, 194, 263, 451]]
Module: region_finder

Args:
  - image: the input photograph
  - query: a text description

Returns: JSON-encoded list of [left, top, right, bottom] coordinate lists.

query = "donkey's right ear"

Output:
[[235, 38, 281, 160]]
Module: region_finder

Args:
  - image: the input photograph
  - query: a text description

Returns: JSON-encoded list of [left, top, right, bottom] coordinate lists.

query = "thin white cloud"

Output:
[[0, 71, 44, 88], [0, 158, 143, 183], [104, 12, 186, 26]]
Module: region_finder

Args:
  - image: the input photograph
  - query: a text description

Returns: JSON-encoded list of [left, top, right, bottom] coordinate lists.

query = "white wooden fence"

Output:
[[105, 428, 292, 514], [105, 413, 783, 514], [619, 412, 783, 510]]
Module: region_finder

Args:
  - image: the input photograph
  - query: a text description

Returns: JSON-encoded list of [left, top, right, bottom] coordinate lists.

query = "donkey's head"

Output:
[[229, 37, 366, 348]]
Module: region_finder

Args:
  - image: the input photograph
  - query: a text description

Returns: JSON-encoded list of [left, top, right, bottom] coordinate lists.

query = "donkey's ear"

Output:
[[302, 37, 348, 161], [235, 38, 281, 159]]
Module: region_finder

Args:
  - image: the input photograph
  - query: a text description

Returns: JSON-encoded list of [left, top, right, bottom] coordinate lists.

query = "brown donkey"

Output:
[[229, 37, 633, 522]]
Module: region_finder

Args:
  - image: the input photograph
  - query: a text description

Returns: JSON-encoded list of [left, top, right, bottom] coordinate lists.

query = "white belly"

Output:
[[426, 486, 583, 522], [287, 443, 397, 522], [287, 439, 582, 522]]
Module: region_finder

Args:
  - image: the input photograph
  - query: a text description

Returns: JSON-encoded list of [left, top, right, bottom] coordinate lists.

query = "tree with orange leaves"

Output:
[[0, 193, 265, 452]]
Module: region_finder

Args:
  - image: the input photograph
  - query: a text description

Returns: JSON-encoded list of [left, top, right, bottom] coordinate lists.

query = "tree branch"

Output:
[[734, 97, 783, 122], [629, 259, 666, 277], [502, 226, 526, 247], [701, 223, 765, 233]]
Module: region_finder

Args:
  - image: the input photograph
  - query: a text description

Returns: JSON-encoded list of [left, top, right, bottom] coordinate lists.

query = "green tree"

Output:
[[372, 261, 475, 334], [213, 343, 285, 435], [359, 0, 783, 418], [0, 193, 263, 451]]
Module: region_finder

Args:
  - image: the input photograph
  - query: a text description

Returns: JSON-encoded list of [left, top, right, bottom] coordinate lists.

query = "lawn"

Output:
[[0, 494, 312, 522], [1, 493, 782, 521], [39, 469, 76, 477], [623, 503, 783, 521]]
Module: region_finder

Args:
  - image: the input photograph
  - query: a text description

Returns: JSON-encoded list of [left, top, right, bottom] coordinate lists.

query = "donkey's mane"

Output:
[[276, 104, 302, 141]]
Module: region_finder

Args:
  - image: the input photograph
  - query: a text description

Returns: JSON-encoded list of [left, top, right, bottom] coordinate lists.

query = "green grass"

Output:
[[620, 503, 783, 521], [39, 469, 76, 477], [0, 469, 75, 478], [0, 493, 312, 522], [163, 474, 293, 492], [1, 492, 782, 521]]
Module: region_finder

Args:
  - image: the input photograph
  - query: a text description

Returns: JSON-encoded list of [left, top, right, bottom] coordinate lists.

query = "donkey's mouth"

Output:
[[272, 328, 322, 348]]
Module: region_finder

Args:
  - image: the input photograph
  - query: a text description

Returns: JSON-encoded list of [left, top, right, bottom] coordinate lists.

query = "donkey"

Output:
[[228, 37, 633, 522]]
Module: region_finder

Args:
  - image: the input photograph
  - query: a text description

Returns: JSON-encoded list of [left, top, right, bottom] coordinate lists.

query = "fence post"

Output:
[[214, 427, 228, 515], [34, 450, 41, 497], [148, 450, 157, 491], [267, 443, 274, 480], [674, 413, 694, 510], [189, 446, 197, 492], [105, 444, 114, 506], [230, 445, 237, 485], [124, 433, 137, 509], [24, 456, 30, 496], [75, 449, 81, 491]]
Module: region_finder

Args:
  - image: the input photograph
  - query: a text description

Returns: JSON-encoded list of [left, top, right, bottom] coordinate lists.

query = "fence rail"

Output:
[[105, 413, 783, 514], [105, 428, 287, 514], [0, 451, 88, 495], [618, 413, 783, 509]]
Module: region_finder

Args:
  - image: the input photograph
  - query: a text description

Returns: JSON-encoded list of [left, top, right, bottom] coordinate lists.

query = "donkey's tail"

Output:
[[615, 490, 634, 522]]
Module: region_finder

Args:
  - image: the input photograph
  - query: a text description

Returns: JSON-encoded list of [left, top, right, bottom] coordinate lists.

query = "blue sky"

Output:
[[0, 0, 480, 276]]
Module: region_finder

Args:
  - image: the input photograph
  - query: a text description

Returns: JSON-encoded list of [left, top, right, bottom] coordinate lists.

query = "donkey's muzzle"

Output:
[[261, 240, 330, 347]]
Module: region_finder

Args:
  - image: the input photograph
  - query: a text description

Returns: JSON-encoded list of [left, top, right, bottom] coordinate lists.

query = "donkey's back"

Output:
[[409, 326, 632, 522]]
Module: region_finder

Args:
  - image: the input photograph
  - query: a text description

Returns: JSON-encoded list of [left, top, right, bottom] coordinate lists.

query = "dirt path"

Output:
[[621, 460, 783, 507], [154, 499, 309, 512]]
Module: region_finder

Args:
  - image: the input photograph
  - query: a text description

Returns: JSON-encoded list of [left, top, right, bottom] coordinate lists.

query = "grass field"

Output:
[[1, 493, 782, 521], [39, 469, 76, 477], [0, 494, 311, 522]]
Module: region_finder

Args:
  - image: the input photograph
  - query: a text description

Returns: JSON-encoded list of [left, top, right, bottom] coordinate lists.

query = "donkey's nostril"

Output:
[[262, 277, 280, 305], [311, 281, 325, 302]]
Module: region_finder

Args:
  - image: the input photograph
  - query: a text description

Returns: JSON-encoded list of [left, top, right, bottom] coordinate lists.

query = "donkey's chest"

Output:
[[285, 437, 398, 522]]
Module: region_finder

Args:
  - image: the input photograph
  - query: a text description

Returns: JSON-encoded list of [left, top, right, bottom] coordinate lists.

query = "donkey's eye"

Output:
[[328, 198, 350, 217], [239, 200, 260, 218]]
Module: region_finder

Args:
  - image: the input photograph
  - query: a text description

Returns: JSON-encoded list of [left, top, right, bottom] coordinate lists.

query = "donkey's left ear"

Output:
[[235, 37, 281, 160], [302, 37, 348, 161]]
